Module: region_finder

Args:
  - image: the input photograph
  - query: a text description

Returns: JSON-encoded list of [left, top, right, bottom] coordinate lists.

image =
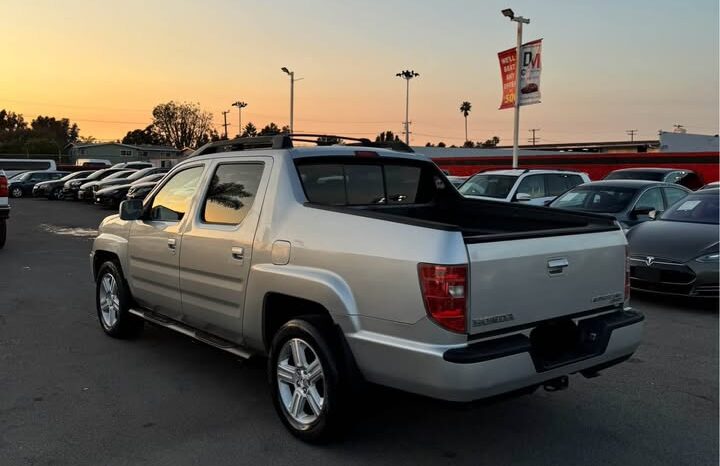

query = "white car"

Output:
[[458, 169, 591, 205]]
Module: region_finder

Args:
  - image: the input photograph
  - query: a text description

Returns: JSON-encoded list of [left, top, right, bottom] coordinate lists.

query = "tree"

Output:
[[425, 142, 434, 147], [375, 130, 399, 143], [0, 110, 27, 142], [30, 115, 79, 146], [459, 101, 472, 144], [480, 136, 500, 148], [206, 174, 253, 210], [122, 125, 166, 145], [241, 122, 258, 137], [437, 142, 446, 147], [151, 101, 214, 149], [258, 122, 287, 136], [317, 135, 341, 145], [462, 140, 475, 148]]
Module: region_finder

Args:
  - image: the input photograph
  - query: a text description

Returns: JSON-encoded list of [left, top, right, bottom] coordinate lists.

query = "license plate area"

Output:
[[529, 316, 611, 372], [632, 266, 661, 282]]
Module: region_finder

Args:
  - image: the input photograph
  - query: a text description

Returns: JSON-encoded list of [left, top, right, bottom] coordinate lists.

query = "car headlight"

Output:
[[695, 253, 719, 263]]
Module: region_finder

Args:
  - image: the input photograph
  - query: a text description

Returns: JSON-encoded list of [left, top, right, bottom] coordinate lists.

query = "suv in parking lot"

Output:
[[458, 169, 590, 205], [91, 135, 643, 441]]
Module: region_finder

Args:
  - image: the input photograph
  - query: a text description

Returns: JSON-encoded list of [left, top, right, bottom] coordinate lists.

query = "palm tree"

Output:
[[459, 101, 472, 143]]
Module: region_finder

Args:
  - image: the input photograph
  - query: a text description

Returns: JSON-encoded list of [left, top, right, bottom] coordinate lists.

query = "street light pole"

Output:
[[232, 101, 248, 137], [502, 8, 530, 169], [281, 67, 302, 134], [396, 70, 419, 145]]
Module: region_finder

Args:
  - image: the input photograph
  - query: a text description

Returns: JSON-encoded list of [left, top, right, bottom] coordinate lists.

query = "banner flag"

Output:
[[498, 38, 542, 110]]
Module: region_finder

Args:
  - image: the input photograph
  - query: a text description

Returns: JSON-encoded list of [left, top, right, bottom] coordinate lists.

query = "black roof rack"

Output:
[[189, 134, 414, 157]]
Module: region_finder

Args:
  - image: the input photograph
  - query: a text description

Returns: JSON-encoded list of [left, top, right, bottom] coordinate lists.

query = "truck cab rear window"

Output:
[[297, 161, 429, 205]]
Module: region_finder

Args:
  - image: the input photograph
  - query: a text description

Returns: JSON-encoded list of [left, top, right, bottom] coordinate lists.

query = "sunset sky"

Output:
[[2, 0, 718, 145]]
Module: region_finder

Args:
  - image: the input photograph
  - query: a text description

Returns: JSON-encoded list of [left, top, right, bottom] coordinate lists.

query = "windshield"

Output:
[[605, 171, 664, 181], [457, 174, 517, 198], [105, 170, 136, 180], [660, 195, 719, 224], [550, 186, 638, 213]]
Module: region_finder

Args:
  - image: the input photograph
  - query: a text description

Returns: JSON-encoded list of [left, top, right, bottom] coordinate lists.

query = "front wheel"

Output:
[[10, 187, 22, 198], [50, 188, 63, 200], [269, 318, 347, 442], [95, 261, 143, 338]]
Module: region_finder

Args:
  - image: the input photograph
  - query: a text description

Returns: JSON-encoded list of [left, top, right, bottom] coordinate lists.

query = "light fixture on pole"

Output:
[[231, 101, 248, 137], [502, 8, 530, 169], [281, 67, 302, 134], [396, 70, 419, 146]]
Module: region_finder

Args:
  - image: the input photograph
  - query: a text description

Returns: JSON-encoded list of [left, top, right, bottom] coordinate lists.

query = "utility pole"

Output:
[[625, 129, 638, 142], [232, 101, 248, 137], [281, 68, 302, 133], [528, 128, 540, 146], [502, 8, 530, 169], [221, 110, 230, 139], [396, 70, 419, 145], [673, 124, 686, 133]]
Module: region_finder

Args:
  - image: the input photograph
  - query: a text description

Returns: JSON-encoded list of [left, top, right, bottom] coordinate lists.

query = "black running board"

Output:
[[129, 308, 252, 359]]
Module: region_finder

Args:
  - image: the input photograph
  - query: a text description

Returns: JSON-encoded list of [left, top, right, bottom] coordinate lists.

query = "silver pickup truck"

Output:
[[91, 135, 644, 442]]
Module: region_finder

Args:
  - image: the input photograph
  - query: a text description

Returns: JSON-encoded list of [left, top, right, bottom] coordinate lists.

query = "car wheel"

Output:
[[96, 261, 143, 338], [0, 219, 6, 249], [269, 318, 348, 443], [10, 187, 22, 198], [50, 188, 63, 200]]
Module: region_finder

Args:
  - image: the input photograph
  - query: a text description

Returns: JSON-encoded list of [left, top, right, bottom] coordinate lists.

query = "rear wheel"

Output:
[[50, 188, 63, 200], [96, 261, 143, 338], [10, 187, 22, 198], [269, 318, 348, 442]]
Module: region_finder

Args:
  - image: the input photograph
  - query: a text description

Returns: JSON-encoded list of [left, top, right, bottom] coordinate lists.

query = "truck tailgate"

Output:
[[466, 230, 626, 335]]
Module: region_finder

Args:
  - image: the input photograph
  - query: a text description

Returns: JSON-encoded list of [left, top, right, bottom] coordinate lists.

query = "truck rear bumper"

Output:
[[346, 310, 643, 402], [0, 205, 9, 220]]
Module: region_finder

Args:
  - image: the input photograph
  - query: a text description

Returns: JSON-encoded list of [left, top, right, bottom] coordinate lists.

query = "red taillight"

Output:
[[0, 176, 7, 197], [624, 245, 631, 306], [354, 150, 379, 158], [418, 263, 467, 333]]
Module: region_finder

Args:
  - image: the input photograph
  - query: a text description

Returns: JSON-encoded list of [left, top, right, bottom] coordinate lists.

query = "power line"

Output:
[[221, 110, 231, 139], [528, 128, 540, 146], [625, 129, 638, 142]]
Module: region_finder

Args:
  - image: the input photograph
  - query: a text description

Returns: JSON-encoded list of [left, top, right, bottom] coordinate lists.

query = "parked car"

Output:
[[76, 159, 112, 168], [62, 168, 128, 200], [549, 180, 690, 230], [604, 168, 702, 190], [0, 170, 8, 248], [626, 188, 719, 297], [111, 162, 154, 170], [33, 170, 97, 199], [94, 173, 167, 208], [90, 167, 168, 195], [78, 169, 137, 201], [8, 170, 69, 197], [91, 136, 643, 442], [125, 180, 160, 201], [0, 158, 57, 177], [447, 175, 468, 188], [700, 181, 719, 190], [458, 169, 590, 205]]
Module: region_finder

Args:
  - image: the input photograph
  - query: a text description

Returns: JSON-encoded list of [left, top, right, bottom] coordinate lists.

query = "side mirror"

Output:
[[648, 210, 660, 220], [119, 199, 144, 221], [515, 193, 532, 202]]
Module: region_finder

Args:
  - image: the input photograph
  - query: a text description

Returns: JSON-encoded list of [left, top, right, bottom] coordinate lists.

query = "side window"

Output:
[[149, 166, 204, 222], [202, 163, 264, 225], [516, 175, 545, 199], [663, 187, 688, 208], [665, 171, 686, 184], [634, 188, 664, 212], [545, 174, 580, 196]]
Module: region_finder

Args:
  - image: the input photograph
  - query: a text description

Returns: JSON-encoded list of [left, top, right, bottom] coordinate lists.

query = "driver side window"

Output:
[[515, 175, 546, 199], [149, 166, 204, 222], [634, 187, 664, 212]]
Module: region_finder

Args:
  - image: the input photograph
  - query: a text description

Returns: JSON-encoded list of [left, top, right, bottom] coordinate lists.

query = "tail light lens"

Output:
[[624, 245, 631, 307], [418, 263, 467, 333], [0, 175, 7, 197]]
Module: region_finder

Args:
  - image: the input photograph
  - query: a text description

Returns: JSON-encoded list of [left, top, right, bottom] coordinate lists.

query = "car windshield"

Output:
[[660, 195, 719, 224], [605, 171, 664, 181], [550, 186, 638, 213], [457, 174, 517, 198], [105, 170, 136, 180]]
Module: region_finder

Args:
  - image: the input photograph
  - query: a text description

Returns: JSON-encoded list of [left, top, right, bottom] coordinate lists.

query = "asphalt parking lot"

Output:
[[0, 198, 717, 466]]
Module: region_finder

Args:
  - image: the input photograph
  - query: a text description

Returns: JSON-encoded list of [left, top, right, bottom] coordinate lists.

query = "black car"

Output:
[[549, 180, 690, 230], [111, 162, 154, 170], [33, 170, 96, 199], [626, 188, 719, 297], [94, 173, 167, 208], [89, 167, 168, 196], [9, 171, 69, 198], [62, 168, 128, 200], [126, 180, 159, 201], [604, 168, 702, 190]]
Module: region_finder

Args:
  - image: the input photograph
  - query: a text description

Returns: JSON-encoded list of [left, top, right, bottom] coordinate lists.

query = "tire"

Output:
[[269, 317, 348, 443], [95, 260, 143, 338], [0, 219, 6, 249], [50, 188, 63, 200], [10, 186, 22, 198]]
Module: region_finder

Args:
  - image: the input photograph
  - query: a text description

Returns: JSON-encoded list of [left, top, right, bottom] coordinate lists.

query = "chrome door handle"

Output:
[[167, 238, 177, 251], [547, 258, 569, 274], [231, 247, 244, 260]]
